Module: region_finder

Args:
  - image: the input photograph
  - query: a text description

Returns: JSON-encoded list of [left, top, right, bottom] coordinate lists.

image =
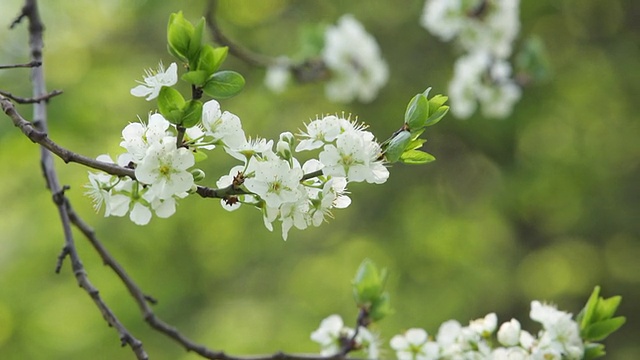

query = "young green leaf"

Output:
[[167, 12, 194, 61], [582, 317, 626, 342], [203, 71, 245, 99], [383, 130, 412, 163], [352, 259, 387, 305], [404, 94, 429, 130], [157, 86, 186, 124], [400, 150, 435, 164], [188, 17, 206, 62], [181, 100, 203, 128], [181, 70, 208, 86]]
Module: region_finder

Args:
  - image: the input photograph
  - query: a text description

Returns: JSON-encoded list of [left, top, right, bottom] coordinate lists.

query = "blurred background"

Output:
[[0, 0, 638, 359]]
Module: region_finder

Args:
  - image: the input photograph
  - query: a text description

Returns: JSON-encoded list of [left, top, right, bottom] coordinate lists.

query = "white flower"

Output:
[[244, 157, 303, 208], [530, 301, 583, 359], [225, 137, 274, 162], [135, 137, 195, 199], [279, 190, 310, 240], [390, 328, 439, 360], [469, 312, 498, 337], [319, 130, 388, 184], [308, 177, 351, 227], [130, 62, 178, 100], [421, 0, 520, 59], [322, 15, 389, 103], [356, 326, 380, 359], [449, 52, 521, 119], [491, 346, 530, 360], [85, 154, 133, 216], [120, 113, 172, 161], [296, 115, 344, 152], [264, 57, 291, 93], [497, 319, 522, 347], [310, 315, 353, 356], [201, 100, 246, 149], [420, 0, 466, 41]]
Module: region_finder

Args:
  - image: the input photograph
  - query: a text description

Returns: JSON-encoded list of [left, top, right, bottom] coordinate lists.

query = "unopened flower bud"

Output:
[[190, 168, 206, 182]]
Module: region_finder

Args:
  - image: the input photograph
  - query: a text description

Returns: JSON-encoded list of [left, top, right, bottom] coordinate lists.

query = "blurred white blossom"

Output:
[[322, 15, 389, 103]]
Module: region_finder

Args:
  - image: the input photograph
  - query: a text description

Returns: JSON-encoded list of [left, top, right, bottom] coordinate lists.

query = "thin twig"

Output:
[[0, 89, 62, 103], [0, 60, 41, 69], [14, 1, 149, 358], [205, 0, 274, 68], [204, 0, 330, 83]]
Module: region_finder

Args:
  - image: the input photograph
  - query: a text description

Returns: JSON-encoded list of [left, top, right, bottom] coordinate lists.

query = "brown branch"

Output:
[[204, 0, 329, 83], [0, 88, 62, 103], [14, 1, 148, 358], [0, 60, 41, 69]]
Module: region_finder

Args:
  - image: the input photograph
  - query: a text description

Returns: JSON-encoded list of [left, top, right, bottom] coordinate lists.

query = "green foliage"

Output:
[[157, 87, 202, 127], [578, 286, 626, 359], [382, 88, 448, 164], [352, 259, 393, 322], [202, 70, 246, 99], [167, 11, 201, 63]]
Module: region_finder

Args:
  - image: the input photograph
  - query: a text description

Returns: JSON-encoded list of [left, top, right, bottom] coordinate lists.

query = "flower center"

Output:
[[159, 164, 171, 176]]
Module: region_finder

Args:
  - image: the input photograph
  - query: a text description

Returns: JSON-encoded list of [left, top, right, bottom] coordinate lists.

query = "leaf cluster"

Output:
[[381, 87, 449, 164]]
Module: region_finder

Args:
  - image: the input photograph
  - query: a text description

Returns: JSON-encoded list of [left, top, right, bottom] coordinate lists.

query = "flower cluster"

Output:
[[310, 314, 379, 358], [388, 301, 584, 360], [264, 15, 389, 104], [86, 62, 389, 239], [220, 114, 387, 240], [421, 0, 522, 119]]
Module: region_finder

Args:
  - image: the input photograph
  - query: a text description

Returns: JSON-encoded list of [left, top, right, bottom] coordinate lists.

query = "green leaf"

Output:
[[157, 86, 186, 124], [352, 259, 387, 305], [196, 45, 217, 75], [583, 317, 626, 342], [369, 292, 393, 322], [181, 100, 203, 128], [406, 138, 426, 151], [594, 295, 622, 322], [383, 130, 412, 163], [424, 105, 449, 127], [583, 343, 607, 360], [578, 286, 601, 329], [181, 70, 208, 86], [167, 12, 194, 61], [211, 46, 229, 73], [203, 70, 245, 99], [404, 94, 429, 130], [188, 17, 205, 62], [193, 151, 208, 163], [400, 150, 435, 164]]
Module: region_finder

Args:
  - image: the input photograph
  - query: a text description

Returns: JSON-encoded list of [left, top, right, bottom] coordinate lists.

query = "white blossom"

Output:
[[310, 315, 353, 356], [497, 319, 522, 347], [264, 57, 291, 93], [130, 62, 178, 100], [201, 99, 246, 149], [135, 137, 195, 200], [244, 157, 303, 208], [390, 328, 439, 360], [319, 130, 388, 184], [322, 15, 389, 103]]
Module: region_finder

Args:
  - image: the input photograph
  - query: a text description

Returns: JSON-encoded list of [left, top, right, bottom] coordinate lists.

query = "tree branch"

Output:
[[0, 88, 62, 103], [0, 60, 41, 69], [13, 1, 148, 358], [204, 0, 329, 83]]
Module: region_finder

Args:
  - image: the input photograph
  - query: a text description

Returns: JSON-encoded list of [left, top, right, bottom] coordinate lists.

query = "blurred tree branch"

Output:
[[205, 0, 329, 83]]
